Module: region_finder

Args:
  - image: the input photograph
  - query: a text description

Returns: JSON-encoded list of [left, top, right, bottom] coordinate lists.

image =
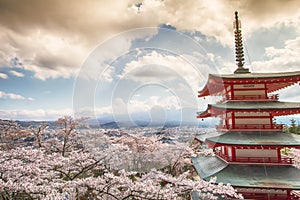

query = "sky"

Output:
[[1, 0, 300, 124]]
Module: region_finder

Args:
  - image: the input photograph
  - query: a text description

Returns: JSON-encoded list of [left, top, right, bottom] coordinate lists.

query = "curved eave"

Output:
[[200, 131, 300, 147], [208, 107, 300, 117], [210, 163, 300, 190], [198, 86, 210, 97], [206, 141, 300, 148], [198, 71, 300, 97], [197, 110, 212, 118], [212, 71, 300, 79], [198, 74, 224, 97], [198, 101, 300, 117], [192, 156, 300, 190]]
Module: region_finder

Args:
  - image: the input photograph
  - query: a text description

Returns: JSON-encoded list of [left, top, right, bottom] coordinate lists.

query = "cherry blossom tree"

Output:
[[290, 148, 300, 169], [0, 146, 242, 199], [80, 132, 194, 174], [0, 119, 30, 150], [30, 123, 48, 148], [0, 117, 243, 199], [54, 116, 88, 156]]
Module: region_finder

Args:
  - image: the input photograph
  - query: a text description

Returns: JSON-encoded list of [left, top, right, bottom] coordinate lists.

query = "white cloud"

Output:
[[120, 51, 209, 93], [128, 95, 181, 114], [0, 0, 299, 81], [9, 70, 24, 77], [0, 108, 73, 121], [272, 84, 300, 102], [0, 91, 33, 101], [0, 1, 159, 81], [134, 0, 300, 45], [74, 94, 182, 119], [74, 106, 113, 118], [0, 73, 8, 79], [77, 28, 158, 81], [251, 37, 300, 72], [0, 28, 85, 80]]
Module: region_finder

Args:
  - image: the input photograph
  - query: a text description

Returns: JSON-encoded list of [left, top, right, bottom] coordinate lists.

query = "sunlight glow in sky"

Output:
[[1, 0, 300, 121]]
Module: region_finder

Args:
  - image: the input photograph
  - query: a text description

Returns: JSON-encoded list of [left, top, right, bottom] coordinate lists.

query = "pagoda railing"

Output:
[[216, 151, 293, 164], [291, 191, 300, 199], [217, 124, 283, 131], [216, 151, 230, 161], [234, 157, 293, 164], [242, 192, 289, 200], [219, 94, 279, 102]]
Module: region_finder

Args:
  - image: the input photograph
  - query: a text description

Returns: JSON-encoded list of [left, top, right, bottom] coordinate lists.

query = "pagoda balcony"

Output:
[[215, 151, 294, 165], [217, 124, 283, 131], [218, 94, 279, 102]]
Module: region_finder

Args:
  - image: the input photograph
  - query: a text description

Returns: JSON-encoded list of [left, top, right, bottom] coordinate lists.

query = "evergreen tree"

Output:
[[287, 118, 300, 134]]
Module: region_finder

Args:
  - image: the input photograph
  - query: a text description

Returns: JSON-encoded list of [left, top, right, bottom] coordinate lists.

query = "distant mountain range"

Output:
[[14, 118, 215, 129], [87, 118, 213, 129], [13, 115, 298, 129], [87, 107, 220, 128]]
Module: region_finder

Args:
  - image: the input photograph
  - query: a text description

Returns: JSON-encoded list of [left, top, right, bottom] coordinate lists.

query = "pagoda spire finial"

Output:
[[233, 11, 250, 74]]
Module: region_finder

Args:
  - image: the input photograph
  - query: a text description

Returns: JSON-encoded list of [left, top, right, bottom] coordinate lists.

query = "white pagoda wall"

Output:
[[233, 90, 265, 96], [232, 84, 266, 98], [235, 118, 270, 125], [233, 84, 265, 89], [236, 149, 277, 158], [235, 112, 270, 117], [225, 112, 272, 126]]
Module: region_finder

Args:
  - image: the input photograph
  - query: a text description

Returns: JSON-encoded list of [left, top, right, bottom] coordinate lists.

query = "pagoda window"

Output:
[[232, 84, 267, 100], [235, 149, 278, 159], [233, 84, 265, 89], [234, 112, 270, 117], [233, 112, 273, 129], [235, 118, 270, 125], [233, 90, 266, 99]]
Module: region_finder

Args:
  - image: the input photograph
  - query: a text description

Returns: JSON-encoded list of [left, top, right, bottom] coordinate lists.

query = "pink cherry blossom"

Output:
[[0, 116, 243, 199]]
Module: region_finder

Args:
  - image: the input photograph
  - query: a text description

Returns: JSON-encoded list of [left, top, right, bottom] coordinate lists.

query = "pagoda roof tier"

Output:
[[195, 131, 300, 147], [197, 101, 300, 118], [199, 71, 300, 97], [192, 156, 300, 190]]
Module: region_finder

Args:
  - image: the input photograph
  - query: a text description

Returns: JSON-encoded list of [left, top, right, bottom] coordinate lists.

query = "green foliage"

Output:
[[285, 118, 300, 134], [281, 147, 291, 156]]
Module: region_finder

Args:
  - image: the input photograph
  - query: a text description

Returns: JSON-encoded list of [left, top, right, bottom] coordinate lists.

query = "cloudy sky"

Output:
[[1, 0, 300, 123]]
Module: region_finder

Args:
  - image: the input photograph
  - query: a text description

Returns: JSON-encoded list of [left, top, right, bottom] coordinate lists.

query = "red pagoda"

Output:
[[192, 12, 300, 200]]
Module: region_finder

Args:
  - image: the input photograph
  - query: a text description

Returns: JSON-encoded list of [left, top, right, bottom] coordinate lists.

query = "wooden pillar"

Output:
[[225, 112, 229, 129], [232, 146, 236, 161], [287, 190, 291, 198], [230, 84, 234, 100], [225, 84, 229, 100], [270, 114, 273, 129], [232, 112, 236, 129], [264, 83, 268, 99], [277, 147, 281, 161]]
